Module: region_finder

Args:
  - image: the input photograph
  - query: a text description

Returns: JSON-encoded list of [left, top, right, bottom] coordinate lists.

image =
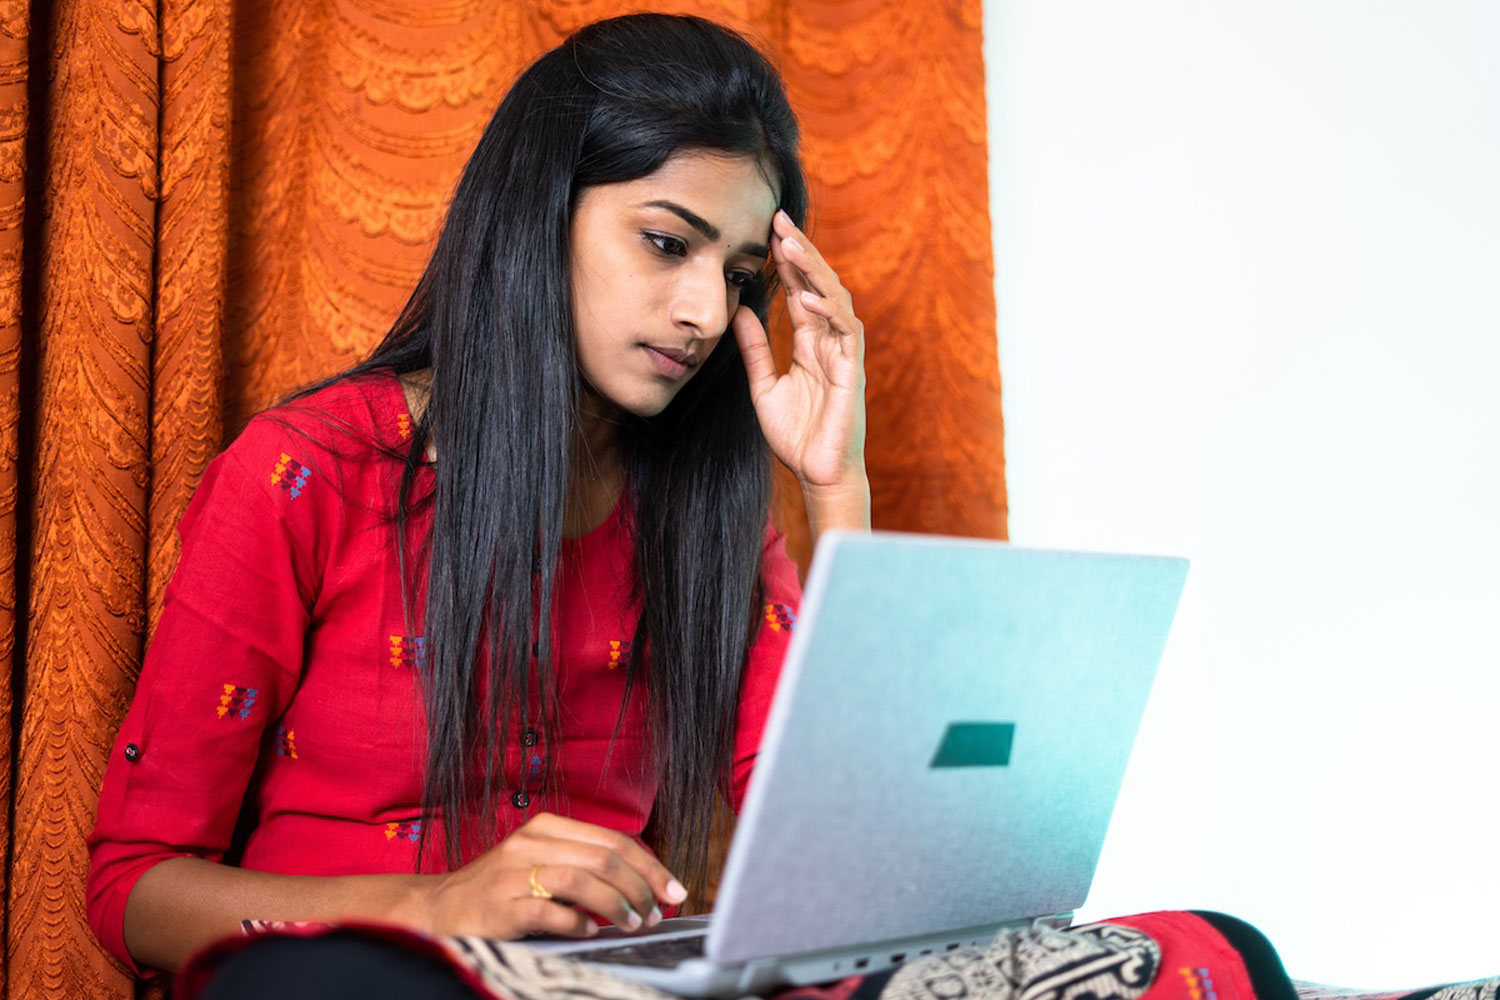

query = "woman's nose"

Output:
[[671, 264, 731, 338]]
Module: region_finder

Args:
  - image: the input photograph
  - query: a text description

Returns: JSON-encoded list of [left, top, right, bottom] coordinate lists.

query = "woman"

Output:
[[86, 12, 867, 979]]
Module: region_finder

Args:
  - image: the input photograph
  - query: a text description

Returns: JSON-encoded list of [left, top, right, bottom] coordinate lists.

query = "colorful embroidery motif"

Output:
[[525, 751, 545, 789], [607, 639, 633, 670], [389, 635, 427, 670], [1178, 966, 1219, 1000], [385, 820, 422, 842], [271, 453, 311, 499], [396, 413, 412, 441], [275, 726, 298, 759], [764, 602, 796, 632], [217, 684, 258, 720]]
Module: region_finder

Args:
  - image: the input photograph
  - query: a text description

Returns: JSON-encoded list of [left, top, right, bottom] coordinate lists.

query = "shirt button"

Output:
[[123, 743, 141, 763], [511, 791, 530, 809], [522, 729, 539, 747]]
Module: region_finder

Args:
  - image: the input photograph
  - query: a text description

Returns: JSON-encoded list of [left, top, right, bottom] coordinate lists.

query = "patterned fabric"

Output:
[[84, 373, 802, 976], [1294, 984, 1500, 1000], [829, 922, 1160, 1000], [202, 915, 1500, 1000], [1294, 987, 1415, 1000], [1295, 982, 1500, 1000], [195, 919, 1167, 1000], [1417, 984, 1500, 1000]]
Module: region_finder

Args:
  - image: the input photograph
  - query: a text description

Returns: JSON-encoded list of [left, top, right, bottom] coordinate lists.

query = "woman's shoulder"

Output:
[[250, 370, 410, 443], [204, 370, 414, 512], [227, 370, 409, 460]]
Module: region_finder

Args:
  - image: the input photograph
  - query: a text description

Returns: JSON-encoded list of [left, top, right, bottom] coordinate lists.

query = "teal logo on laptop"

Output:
[[929, 722, 1016, 768]]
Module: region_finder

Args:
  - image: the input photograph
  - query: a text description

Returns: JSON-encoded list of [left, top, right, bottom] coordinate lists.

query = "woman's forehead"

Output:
[[594, 151, 779, 234]]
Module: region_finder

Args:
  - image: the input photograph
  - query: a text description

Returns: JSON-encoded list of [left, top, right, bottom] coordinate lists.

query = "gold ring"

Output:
[[528, 865, 553, 900]]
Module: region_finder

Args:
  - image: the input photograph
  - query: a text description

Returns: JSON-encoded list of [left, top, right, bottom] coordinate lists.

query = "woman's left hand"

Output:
[[733, 211, 870, 532]]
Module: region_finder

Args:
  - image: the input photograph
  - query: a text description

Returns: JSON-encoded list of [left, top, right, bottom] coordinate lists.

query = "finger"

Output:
[[772, 235, 823, 336], [796, 293, 864, 367], [525, 815, 687, 910], [519, 835, 660, 928], [772, 209, 825, 270], [790, 285, 862, 366], [773, 212, 842, 299], [732, 305, 779, 399], [797, 290, 861, 338], [779, 239, 843, 301], [514, 895, 600, 938], [771, 232, 810, 297], [529, 863, 660, 933]]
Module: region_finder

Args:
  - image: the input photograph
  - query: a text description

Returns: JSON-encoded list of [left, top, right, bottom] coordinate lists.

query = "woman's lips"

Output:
[[643, 345, 697, 379]]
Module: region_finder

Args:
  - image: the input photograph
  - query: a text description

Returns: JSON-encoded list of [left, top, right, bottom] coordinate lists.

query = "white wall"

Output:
[[983, 1, 1500, 988]]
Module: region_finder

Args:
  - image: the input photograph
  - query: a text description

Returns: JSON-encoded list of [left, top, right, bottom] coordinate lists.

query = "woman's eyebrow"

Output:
[[640, 199, 770, 259]]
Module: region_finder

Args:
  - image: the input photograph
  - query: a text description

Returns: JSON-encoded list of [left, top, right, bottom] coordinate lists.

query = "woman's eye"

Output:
[[644, 232, 688, 257], [727, 270, 759, 290]]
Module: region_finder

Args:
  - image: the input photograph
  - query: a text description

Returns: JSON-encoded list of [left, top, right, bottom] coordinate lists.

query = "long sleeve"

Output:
[[86, 416, 327, 972]]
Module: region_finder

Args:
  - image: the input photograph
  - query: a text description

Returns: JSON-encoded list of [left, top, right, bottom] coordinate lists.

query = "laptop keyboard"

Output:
[[573, 932, 708, 968]]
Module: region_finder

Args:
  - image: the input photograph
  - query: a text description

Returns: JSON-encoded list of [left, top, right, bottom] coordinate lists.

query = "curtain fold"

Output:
[[0, 2, 1005, 996], [10, 3, 159, 997], [0, 3, 27, 991], [149, 0, 230, 625]]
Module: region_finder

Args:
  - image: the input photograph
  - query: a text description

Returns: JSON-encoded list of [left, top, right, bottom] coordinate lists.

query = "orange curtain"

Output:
[[0, 1, 1005, 996]]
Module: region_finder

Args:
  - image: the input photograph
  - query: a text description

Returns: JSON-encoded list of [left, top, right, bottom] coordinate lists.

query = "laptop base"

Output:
[[526, 913, 1073, 997]]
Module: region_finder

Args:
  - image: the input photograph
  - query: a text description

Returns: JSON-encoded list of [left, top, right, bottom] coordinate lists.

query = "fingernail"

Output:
[[647, 905, 663, 927], [784, 236, 804, 253], [776, 209, 791, 224], [800, 289, 821, 304], [624, 905, 643, 931], [665, 879, 688, 904], [585, 919, 599, 935]]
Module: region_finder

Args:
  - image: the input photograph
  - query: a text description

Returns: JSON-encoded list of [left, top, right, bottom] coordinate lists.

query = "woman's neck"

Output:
[[564, 385, 625, 538]]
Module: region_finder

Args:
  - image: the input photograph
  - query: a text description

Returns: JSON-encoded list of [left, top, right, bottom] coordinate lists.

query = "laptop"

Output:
[[512, 530, 1189, 996]]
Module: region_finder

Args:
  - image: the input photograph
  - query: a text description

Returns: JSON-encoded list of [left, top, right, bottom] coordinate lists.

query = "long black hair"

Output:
[[322, 14, 807, 888]]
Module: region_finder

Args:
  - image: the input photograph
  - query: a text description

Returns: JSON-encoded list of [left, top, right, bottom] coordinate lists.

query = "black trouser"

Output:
[[198, 933, 483, 1000]]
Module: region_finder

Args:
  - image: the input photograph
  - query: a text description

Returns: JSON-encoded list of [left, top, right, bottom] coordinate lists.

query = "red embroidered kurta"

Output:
[[86, 373, 801, 972]]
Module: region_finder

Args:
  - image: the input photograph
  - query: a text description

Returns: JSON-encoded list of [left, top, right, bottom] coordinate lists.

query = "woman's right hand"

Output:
[[409, 813, 689, 939]]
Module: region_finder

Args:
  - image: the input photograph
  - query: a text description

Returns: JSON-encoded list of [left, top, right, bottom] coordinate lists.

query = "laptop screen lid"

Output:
[[707, 531, 1189, 964]]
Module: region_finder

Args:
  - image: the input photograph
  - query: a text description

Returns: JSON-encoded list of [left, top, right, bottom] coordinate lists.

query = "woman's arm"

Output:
[[733, 210, 871, 546], [123, 813, 687, 972], [122, 858, 425, 972], [91, 405, 684, 973]]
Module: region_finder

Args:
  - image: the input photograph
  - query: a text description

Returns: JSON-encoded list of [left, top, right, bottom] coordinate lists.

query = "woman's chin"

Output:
[[593, 381, 687, 421]]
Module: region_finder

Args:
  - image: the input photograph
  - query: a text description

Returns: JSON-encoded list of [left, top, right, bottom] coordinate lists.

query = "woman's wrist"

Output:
[[386, 874, 438, 936], [800, 467, 872, 545]]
